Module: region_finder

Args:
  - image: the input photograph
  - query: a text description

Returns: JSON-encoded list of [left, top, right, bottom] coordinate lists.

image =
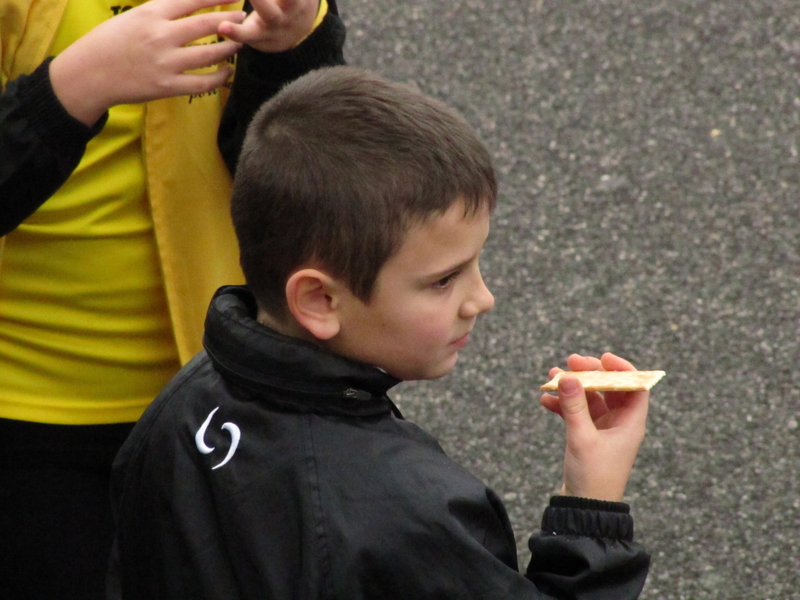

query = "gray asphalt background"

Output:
[[339, 1, 800, 598]]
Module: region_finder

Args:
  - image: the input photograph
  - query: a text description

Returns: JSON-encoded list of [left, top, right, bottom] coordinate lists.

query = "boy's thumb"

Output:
[[557, 376, 589, 426]]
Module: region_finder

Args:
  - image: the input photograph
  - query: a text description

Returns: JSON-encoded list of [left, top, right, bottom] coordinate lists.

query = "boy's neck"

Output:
[[257, 308, 319, 344]]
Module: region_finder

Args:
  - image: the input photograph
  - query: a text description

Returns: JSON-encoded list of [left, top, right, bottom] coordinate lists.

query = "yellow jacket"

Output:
[[1, 0, 244, 363]]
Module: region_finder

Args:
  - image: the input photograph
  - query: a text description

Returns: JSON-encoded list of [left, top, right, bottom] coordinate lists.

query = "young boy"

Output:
[[110, 66, 651, 599]]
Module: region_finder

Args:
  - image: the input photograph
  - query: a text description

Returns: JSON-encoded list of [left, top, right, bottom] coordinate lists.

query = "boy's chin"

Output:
[[391, 356, 459, 382]]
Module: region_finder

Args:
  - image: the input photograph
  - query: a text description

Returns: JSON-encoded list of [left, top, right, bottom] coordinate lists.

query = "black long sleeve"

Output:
[[0, 58, 107, 237], [217, 0, 346, 174]]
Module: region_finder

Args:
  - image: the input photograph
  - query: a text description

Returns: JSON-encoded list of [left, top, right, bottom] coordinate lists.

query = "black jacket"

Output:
[[110, 286, 650, 599], [0, 1, 346, 237]]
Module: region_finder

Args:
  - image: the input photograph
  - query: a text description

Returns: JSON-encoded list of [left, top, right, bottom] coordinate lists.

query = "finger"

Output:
[[173, 10, 248, 46], [585, 390, 609, 421], [173, 64, 235, 96], [217, 15, 271, 44], [600, 352, 637, 371], [154, 0, 244, 20], [172, 40, 242, 73], [565, 353, 602, 371], [556, 375, 595, 442], [604, 387, 648, 412], [249, 0, 287, 22], [540, 393, 563, 417], [547, 366, 564, 379], [604, 390, 650, 435], [541, 387, 608, 423]]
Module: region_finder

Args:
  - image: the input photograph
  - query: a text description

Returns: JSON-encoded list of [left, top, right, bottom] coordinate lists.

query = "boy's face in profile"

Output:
[[325, 199, 495, 381]]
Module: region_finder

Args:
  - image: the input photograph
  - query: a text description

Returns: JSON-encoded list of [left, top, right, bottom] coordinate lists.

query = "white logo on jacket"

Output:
[[195, 407, 241, 470]]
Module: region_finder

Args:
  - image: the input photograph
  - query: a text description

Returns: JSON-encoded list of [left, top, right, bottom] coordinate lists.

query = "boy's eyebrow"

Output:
[[423, 255, 478, 281]]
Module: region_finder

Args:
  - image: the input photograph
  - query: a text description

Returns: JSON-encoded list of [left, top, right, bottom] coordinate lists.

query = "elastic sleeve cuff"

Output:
[[541, 496, 635, 542], [19, 58, 108, 143]]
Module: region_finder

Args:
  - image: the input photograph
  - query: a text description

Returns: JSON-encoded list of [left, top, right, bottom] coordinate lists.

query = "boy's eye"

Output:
[[434, 272, 458, 289]]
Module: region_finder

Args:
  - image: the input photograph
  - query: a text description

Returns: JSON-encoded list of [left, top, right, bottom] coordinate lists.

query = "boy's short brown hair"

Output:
[[231, 66, 497, 318]]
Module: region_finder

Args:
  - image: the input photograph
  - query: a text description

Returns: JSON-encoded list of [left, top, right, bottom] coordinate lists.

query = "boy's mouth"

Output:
[[450, 331, 471, 349]]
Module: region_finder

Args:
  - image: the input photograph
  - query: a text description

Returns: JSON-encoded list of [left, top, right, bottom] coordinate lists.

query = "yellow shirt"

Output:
[[0, 0, 328, 425], [0, 0, 180, 424]]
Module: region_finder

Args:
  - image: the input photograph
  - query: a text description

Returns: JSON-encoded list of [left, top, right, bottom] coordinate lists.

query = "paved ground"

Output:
[[340, 1, 800, 598]]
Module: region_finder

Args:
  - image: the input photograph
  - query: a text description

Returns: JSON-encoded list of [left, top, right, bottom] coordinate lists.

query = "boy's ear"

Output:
[[285, 269, 342, 340]]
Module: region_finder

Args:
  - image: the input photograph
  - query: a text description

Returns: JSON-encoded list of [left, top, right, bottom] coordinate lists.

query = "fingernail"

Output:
[[559, 376, 578, 394]]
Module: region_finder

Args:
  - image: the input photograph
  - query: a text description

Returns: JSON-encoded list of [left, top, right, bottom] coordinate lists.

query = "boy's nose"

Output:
[[460, 275, 495, 318]]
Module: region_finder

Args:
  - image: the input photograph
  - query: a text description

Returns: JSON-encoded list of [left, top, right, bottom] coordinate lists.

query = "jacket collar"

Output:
[[203, 286, 402, 417]]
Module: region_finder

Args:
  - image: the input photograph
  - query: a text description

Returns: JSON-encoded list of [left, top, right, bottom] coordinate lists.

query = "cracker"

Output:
[[540, 370, 666, 392]]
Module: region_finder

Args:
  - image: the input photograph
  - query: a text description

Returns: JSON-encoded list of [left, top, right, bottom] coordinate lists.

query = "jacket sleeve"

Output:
[[0, 58, 107, 237], [525, 496, 650, 598], [353, 494, 651, 600], [312, 422, 650, 600], [217, 0, 346, 174], [359, 492, 651, 600]]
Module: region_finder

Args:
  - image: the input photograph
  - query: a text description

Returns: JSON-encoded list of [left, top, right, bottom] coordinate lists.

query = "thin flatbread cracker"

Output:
[[540, 370, 666, 392]]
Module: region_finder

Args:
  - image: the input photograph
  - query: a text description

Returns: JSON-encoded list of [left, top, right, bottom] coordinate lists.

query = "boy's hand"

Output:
[[217, 0, 320, 53], [50, 0, 246, 126], [540, 353, 649, 502]]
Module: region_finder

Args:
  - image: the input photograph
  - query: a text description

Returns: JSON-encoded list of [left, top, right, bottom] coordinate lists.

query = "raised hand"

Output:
[[540, 353, 650, 502], [217, 0, 320, 53], [50, 0, 247, 126]]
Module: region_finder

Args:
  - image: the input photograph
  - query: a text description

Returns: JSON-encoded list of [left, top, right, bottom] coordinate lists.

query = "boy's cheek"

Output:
[[416, 319, 457, 345]]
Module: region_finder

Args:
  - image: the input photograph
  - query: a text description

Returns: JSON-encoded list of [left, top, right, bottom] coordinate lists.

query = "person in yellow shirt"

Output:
[[0, 0, 345, 597]]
